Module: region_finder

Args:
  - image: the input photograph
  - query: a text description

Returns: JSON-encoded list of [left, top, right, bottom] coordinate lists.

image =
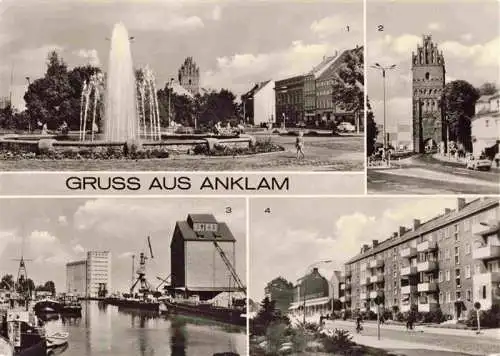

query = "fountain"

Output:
[[0, 22, 253, 159]]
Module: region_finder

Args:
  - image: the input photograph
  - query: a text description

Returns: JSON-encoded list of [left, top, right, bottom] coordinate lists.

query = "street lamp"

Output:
[[25, 77, 31, 132], [301, 259, 332, 324], [167, 78, 174, 128], [370, 63, 396, 163]]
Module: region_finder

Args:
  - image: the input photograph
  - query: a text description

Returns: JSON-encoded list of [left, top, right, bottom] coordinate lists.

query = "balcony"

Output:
[[400, 247, 417, 259], [360, 277, 370, 286], [417, 240, 437, 252], [418, 302, 439, 313], [472, 222, 491, 236], [360, 293, 368, 300], [369, 259, 384, 269], [400, 265, 418, 276], [370, 290, 384, 299], [417, 260, 438, 272], [473, 244, 500, 260], [401, 285, 417, 295], [417, 282, 437, 292], [370, 274, 384, 284]]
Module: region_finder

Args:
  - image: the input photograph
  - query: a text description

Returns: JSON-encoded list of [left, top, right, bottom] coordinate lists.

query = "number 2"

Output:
[[378, 25, 384, 32]]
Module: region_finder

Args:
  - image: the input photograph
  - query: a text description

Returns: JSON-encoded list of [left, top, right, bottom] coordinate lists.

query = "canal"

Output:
[[44, 301, 247, 356]]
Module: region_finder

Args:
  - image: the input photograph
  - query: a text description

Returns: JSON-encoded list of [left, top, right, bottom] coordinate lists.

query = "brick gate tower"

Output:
[[412, 35, 446, 153], [178, 57, 200, 96]]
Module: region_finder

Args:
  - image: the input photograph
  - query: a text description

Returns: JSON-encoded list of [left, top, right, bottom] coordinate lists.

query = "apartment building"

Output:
[[341, 198, 500, 320]]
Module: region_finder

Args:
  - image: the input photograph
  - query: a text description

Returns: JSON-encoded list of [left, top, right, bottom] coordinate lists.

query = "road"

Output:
[[368, 154, 500, 194], [0, 134, 363, 171], [325, 320, 500, 356]]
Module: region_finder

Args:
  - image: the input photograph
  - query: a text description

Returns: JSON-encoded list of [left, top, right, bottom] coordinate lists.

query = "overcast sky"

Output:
[[366, 0, 500, 132], [249, 196, 475, 302], [0, 0, 362, 110], [0, 198, 246, 294]]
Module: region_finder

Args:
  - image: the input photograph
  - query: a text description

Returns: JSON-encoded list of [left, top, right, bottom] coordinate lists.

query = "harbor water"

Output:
[[43, 301, 247, 356]]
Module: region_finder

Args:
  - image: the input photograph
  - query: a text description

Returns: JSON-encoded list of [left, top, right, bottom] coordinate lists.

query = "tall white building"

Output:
[[87, 251, 112, 298], [66, 260, 87, 297], [253, 80, 275, 126], [66, 251, 111, 298]]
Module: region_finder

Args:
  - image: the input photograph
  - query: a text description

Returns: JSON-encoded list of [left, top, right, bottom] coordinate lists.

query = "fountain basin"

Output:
[[0, 133, 254, 158]]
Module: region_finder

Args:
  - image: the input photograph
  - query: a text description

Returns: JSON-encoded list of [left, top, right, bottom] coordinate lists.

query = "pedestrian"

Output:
[[494, 152, 500, 168], [319, 314, 324, 326], [296, 131, 305, 159], [356, 315, 363, 333]]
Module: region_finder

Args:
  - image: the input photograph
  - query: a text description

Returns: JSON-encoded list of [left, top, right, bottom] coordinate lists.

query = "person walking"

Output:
[[355, 315, 363, 333], [296, 131, 305, 159]]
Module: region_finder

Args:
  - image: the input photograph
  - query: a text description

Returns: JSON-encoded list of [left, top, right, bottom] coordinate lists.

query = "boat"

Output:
[[59, 295, 82, 316], [1, 310, 48, 356], [33, 299, 62, 316], [46, 331, 68, 349], [163, 299, 246, 327]]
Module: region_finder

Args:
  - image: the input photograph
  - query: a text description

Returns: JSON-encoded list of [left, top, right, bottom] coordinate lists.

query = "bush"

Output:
[[382, 309, 392, 321], [193, 143, 208, 155], [265, 322, 288, 354], [421, 309, 446, 323], [466, 305, 500, 328], [395, 312, 405, 322], [320, 328, 353, 353], [343, 309, 352, 320]]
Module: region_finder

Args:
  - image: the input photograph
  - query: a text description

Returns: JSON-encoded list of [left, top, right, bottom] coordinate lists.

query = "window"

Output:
[[446, 292, 451, 303], [466, 290, 471, 302], [438, 250, 442, 260], [456, 291, 461, 300], [454, 224, 459, 241], [446, 270, 450, 281], [425, 72, 430, 80], [439, 271, 443, 282], [445, 249, 450, 259], [445, 227, 450, 239], [485, 119, 489, 128], [475, 264, 481, 274], [465, 265, 471, 278], [482, 285, 487, 299], [439, 292, 443, 302], [455, 256, 460, 265], [464, 219, 471, 232], [465, 243, 471, 255]]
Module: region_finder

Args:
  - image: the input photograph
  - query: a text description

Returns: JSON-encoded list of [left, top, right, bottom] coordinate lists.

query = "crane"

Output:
[[156, 275, 171, 291], [130, 236, 154, 295], [213, 241, 246, 294]]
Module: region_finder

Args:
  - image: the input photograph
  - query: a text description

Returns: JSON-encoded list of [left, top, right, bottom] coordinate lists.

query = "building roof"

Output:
[[308, 54, 338, 78], [241, 80, 273, 100], [174, 214, 236, 242], [66, 260, 87, 267], [346, 197, 499, 264], [477, 91, 500, 102]]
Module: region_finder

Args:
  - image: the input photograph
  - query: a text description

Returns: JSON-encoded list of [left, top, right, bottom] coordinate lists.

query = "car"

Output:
[[466, 156, 492, 171], [337, 122, 355, 133]]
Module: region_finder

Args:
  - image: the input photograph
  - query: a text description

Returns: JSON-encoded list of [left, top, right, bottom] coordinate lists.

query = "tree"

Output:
[[265, 277, 294, 314], [442, 80, 480, 152], [478, 82, 497, 96], [37, 281, 56, 295], [0, 274, 14, 290], [366, 97, 378, 156], [24, 51, 101, 131], [252, 296, 290, 335], [331, 47, 364, 132]]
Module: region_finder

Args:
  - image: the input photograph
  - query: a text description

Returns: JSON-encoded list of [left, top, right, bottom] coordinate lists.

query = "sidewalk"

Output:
[[349, 333, 454, 352], [325, 319, 500, 340]]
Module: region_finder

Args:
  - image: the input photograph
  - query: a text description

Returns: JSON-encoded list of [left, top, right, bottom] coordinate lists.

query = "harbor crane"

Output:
[[130, 236, 154, 295], [156, 275, 171, 291], [213, 241, 246, 295]]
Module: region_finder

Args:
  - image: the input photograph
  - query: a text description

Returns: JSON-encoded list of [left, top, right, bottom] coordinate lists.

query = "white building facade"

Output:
[[86, 251, 112, 298], [253, 81, 275, 126], [472, 91, 500, 157]]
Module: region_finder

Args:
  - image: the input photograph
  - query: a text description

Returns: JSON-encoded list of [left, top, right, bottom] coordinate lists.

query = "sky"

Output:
[[0, 198, 246, 294], [366, 0, 500, 133], [0, 0, 362, 110], [249, 196, 478, 302]]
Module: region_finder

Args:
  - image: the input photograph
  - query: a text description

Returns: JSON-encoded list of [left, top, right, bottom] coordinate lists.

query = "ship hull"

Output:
[[164, 301, 246, 327]]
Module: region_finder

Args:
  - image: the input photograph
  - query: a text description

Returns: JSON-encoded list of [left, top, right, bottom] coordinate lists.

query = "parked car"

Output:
[[466, 156, 492, 171], [337, 122, 355, 133]]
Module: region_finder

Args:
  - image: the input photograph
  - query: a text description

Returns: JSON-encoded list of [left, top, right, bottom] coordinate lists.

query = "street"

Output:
[[325, 320, 500, 356], [368, 155, 500, 194], [0, 134, 364, 171]]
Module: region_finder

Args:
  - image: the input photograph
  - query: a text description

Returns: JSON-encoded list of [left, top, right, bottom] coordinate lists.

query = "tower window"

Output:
[[425, 72, 430, 80], [189, 79, 192, 85]]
